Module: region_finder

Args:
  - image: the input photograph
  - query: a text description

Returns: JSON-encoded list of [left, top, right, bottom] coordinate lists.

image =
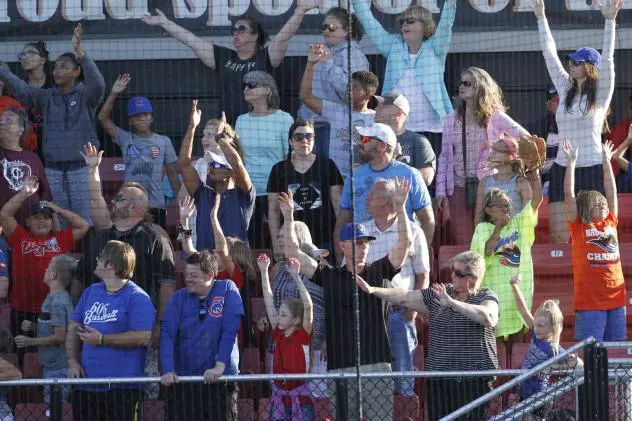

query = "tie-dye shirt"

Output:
[[471, 203, 537, 338]]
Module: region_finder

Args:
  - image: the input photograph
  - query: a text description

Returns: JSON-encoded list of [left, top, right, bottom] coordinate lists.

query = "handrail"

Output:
[[441, 337, 595, 421]]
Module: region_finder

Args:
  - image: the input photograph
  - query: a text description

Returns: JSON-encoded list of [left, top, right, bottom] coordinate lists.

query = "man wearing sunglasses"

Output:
[[142, 0, 320, 124], [335, 123, 434, 262]]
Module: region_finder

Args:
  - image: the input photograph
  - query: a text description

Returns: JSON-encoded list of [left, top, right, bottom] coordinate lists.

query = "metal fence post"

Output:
[[49, 383, 63, 421], [580, 342, 609, 420]]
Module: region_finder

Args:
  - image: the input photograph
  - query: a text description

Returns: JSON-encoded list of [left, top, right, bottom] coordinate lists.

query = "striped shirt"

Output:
[[421, 285, 499, 371]]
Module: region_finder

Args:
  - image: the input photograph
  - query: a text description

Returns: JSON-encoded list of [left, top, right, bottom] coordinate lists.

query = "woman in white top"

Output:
[[534, 0, 621, 243]]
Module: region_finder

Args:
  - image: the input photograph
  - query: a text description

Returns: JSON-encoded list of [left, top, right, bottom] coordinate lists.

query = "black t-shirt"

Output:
[[267, 156, 343, 247], [310, 256, 399, 370], [213, 45, 273, 125], [78, 223, 176, 305]]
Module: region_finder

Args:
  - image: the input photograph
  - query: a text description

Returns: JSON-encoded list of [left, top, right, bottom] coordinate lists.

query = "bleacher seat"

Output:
[[242, 347, 262, 374], [394, 394, 420, 421], [23, 353, 43, 381], [618, 194, 632, 242], [437, 245, 468, 283], [14, 403, 72, 421], [532, 244, 573, 282], [143, 400, 165, 421], [237, 398, 255, 421]]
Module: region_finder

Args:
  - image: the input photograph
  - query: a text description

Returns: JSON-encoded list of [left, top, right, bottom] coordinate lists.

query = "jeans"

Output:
[[43, 366, 69, 405], [45, 166, 92, 227], [388, 309, 417, 396], [281, 404, 314, 421]]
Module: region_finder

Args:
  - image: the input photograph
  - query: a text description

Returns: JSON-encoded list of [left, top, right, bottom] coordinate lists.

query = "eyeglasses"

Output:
[[242, 81, 260, 90], [399, 17, 418, 25], [17, 51, 39, 60], [199, 299, 207, 321], [112, 193, 129, 202], [459, 80, 473, 88], [452, 268, 473, 278], [292, 133, 315, 142], [569, 59, 583, 67], [231, 25, 253, 36], [321, 23, 338, 32]]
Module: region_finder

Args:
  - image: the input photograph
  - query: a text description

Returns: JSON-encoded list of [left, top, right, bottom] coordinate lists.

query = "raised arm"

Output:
[[98, 74, 130, 138], [526, 169, 542, 211], [351, 0, 397, 57], [388, 178, 413, 270], [320, 45, 369, 101], [509, 275, 535, 329], [42, 200, 90, 241], [602, 141, 618, 218], [534, 0, 570, 92], [217, 123, 252, 193], [596, 0, 620, 109], [613, 124, 632, 171], [257, 253, 279, 328], [142, 9, 217, 70], [178, 196, 197, 255], [299, 45, 326, 116], [73, 24, 105, 105], [281, 191, 318, 278], [211, 194, 236, 276], [268, 0, 320, 67], [287, 257, 313, 335], [561, 139, 579, 223], [80, 143, 113, 230], [0, 176, 39, 236], [268, 191, 283, 260], [356, 275, 428, 314], [179, 100, 203, 195], [428, 0, 457, 59]]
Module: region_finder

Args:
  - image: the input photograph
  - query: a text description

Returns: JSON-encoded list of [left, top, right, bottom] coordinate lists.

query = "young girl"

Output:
[[470, 167, 542, 339], [510, 275, 582, 420], [474, 135, 533, 224], [0, 325, 22, 421], [258, 253, 314, 421], [562, 139, 626, 341], [14, 254, 75, 409]]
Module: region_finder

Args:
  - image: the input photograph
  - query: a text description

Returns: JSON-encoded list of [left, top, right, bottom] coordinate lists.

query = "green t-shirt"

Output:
[[471, 203, 537, 338]]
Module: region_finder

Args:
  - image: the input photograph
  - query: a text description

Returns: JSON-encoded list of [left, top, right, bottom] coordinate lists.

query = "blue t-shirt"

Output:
[[71, 281, 156, 391], [194, 183, 256, 252], [518, 329, 560, 399], [160, 280, 244, 376], [341, 160, 431, 223], [0, 236, 8, 278]]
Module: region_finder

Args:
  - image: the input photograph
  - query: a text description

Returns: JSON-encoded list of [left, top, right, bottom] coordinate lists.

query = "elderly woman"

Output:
[[356, 250, 499, 420]]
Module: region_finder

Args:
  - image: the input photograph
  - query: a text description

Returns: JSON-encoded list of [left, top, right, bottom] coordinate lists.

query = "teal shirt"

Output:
[[353, 0, 456, 123]]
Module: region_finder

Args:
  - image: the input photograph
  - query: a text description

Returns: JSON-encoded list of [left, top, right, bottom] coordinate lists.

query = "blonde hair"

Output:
[[534, 300, 564, 350], [226, 237, 255, 281], [204, 119, 245, 160], [456, 67, 507, 127], [480, 188, 513, 224], [488, 137, 525, 176], [576, 190, 608, 225], [398, 6, 436, 40], [564, 62, 599, 116], [450, 251, 485, 288]]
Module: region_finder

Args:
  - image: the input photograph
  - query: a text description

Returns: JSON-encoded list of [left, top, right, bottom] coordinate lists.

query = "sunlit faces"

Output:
[[484, 200, 511, 225], [450, 261, 477, 295], [339, 238, 370, 265], [589, 199, 609, 223], [207, 162, 232, 182], [375, 103, 402, 124], [365, 181, 390, 216], [232, 19, 258, 50], [533, 314, 554, 341], [400, 16, 424, 45], [0, 110, 24, 143], [322, 15, 346, 47], [290, 126, 315, 156], [243, 81, 269, 104], [458, 74, 476, 101], [358, 136, 383, 162], [184, 263, 212, 296], [25, 213, 53, 237], [19, 45, 45, 71], [568, 59, 587, 80], [129, 112, 153, 133], [546, 94, 560, 114], [53, 56, 80, 86], [277, 302, 300, 331]]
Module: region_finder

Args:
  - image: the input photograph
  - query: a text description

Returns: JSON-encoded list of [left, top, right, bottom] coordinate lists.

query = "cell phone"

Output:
[[77, 326, 87, 334]]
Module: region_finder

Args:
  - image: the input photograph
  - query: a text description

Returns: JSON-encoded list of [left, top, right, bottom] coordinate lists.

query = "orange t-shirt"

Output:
[[569, 212, 626, 311]]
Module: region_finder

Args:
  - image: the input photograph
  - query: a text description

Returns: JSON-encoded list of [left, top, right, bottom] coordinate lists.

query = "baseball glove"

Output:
[[518, 135, 546, 172]]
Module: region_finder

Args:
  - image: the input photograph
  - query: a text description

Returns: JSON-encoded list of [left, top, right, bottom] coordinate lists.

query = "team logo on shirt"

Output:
[[493, 231, 521, 268], [586, 232, 620, 264], [209, 297, 224, 318], [150, 147, 160, 159], [21, 239, 60, 257], [84, 302, 119, 324], [1, 158, 32, 191], [587, 234, 618, 254]]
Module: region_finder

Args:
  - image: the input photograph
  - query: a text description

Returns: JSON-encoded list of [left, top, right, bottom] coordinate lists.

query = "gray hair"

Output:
[[371, 178, 397, 205], [243, 71, 280, 110], [450, 251, 485, 288]]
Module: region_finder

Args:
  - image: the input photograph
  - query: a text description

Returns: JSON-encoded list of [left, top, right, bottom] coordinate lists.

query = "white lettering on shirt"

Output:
[[2, 158, 32, 191], [21, 238, 59, 257], [84, 302, 119, 324]]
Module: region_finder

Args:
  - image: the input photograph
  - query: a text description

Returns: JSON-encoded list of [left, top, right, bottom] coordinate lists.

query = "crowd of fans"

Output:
[[0, 0, 630, 420]]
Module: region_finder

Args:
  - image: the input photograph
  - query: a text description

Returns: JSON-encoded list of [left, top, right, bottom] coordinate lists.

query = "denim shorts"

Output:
[[575, 306, 627, 341]]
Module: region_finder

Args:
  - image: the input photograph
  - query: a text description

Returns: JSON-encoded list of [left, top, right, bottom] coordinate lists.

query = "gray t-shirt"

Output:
[[37, 291, 73, 370], [396, 130, 436, 171], [114, 128, 178, 209]]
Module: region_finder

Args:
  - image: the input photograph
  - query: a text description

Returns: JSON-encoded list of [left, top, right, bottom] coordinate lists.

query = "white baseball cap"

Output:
[[204, 151, 233, 170], [374, 92, 410, 116], [355, 123, 398, 148]]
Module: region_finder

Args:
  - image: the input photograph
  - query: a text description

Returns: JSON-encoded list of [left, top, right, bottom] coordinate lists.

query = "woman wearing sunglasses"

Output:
[[352, 0, 456, 153], [435, 67, 528, 245], [297, 7, 369, 122], [142, 1, 319, 124], [533, 0, 621, 244], [267, 120, 343, 261]]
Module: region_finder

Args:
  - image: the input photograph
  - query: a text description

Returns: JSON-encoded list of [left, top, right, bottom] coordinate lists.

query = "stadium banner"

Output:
[[0, 0, 630, 39]]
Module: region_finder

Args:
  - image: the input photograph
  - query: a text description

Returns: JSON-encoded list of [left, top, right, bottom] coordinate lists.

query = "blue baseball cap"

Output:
[[339, 223, 376, 242], [127, 96, 153, 117], [566, 47, 601, 69]]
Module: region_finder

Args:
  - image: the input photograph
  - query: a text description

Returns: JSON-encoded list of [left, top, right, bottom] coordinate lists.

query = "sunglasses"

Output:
[[293, 133, 315, 142], [399, 17, 417, 25], [210, 162, 229, 170], [231, 25, 253, 36], [242, 81, 260, 90], [361, 136, 381, 143], [17, 51, 39, 60], [199, 299, 207, 321], [569, 59, 583, 67], [112, 193, 129, 202], [321, 23, 338, 32], [459, 80, 473, 88], [452, 268, 473, 278]]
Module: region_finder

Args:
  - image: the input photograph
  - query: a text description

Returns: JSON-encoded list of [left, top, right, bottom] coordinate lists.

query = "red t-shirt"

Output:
[[218, 266, 245, 289], [8, 225, 74, 312], [272, 327, 311, 404], [569, 213, 626, 311]]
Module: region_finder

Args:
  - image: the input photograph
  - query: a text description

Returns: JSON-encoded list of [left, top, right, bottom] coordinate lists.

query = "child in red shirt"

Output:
[[258, 253, 314, 421], [562, 140, 626, 341], [0, 175, 88, 340]]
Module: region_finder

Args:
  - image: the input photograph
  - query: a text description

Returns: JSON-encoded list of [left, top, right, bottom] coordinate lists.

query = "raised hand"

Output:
[[21, 176, 39, 196], [257, 253, 271, 272], [531, 0, 545, 18], [600, 0, 622, 20], [561, 139, 578, 164], [190, 100, 202, 128], [510, 274, 521, 286], [307, 44, 326, 64], [141, 8, 169, 26], [79, 142, 104, 169], [179, 196, 195, 220], [279, 191, 294, 218], [431, 283, 454, 308], [287, 257, 301, 276], [112, 74, 131, 95], [602, 140, 615, 162], [392, 177, 411, 210], [355, 274, 374, 295], [297, 0, 322, 12], [215, 112, 227, 135], [72, 24, 84, 58]]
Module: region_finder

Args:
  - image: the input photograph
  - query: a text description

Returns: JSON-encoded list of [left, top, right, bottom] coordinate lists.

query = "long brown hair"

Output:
[[564, 62, 599, 116], [456, 67, 507, 127]]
